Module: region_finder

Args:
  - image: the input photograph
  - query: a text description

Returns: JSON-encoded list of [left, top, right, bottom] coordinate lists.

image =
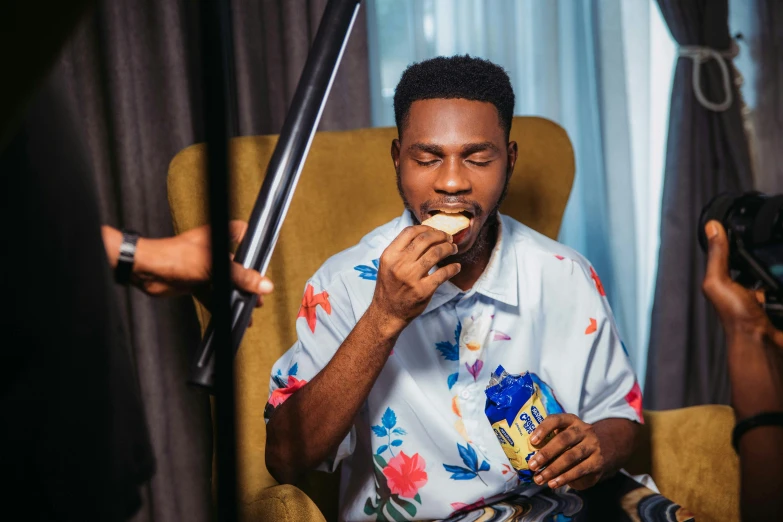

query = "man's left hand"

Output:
[[527, 413, 605, 490]]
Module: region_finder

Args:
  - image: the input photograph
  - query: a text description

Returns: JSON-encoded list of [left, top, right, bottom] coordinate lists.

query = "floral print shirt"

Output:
[[266, 211, 643, 521]]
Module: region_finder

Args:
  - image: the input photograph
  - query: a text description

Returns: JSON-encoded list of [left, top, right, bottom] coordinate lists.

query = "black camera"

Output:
[[699, 192, 783, 329]]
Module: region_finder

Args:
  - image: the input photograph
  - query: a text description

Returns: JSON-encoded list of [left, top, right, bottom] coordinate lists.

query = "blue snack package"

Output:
[[484, 365, 556, 482]]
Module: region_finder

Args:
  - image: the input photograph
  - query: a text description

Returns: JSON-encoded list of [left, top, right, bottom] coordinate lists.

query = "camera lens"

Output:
[[698, 191, 783, 292], [698, 193, 739, 252], [751, 195, 783, 245]]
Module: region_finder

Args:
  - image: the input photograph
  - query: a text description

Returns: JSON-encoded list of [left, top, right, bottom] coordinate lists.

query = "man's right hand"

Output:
[[266, 226, 459, 484], [370, 225, 461, 330]]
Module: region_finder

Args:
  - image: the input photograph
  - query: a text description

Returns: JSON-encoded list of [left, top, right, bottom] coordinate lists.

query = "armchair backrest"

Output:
[[167, 116, 575, 516]]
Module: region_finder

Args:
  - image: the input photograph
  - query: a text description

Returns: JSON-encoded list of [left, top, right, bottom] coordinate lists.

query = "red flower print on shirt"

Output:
[[382, 451, 428, 498], [625, 381, 644, 424], [554, 255, 565, 260], [268, 375, 308, 407], [590, 266, 606, 297], [297, 283, 331, 333], [585, 318, 597, 334], [451, 497, 486, 514]]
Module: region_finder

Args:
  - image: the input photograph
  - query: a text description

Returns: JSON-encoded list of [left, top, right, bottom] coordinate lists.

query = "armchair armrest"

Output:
[[626, 405, 739, 522], [241, 484, 327, 522]]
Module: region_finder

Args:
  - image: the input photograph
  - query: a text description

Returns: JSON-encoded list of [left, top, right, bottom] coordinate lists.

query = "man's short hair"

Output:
[[393, 55, 515, 139]]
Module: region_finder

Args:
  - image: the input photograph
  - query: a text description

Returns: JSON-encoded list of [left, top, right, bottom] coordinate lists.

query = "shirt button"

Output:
[[460, 390, 470, 399]]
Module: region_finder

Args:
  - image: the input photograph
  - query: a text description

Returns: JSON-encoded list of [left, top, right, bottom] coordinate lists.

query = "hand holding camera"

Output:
[[699, 192, 783, 330], [701, 194, 783, 521], [702, 219, 783, 346]]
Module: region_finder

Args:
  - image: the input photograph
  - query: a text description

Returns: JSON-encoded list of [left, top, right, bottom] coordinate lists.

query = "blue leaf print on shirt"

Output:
[[447, 372, 459, 390], [353, 258, 380, 281], [372, 407, 406, 458], [443, 464, 479, 481], [272, 369, 287, 389], [443, 443, 489, 485], [459, 443, 478, 469], [435, 320, 462, 362], [274, 362, 299, 387], [382, 407, 397, 429], [436, 341, 459, 361]]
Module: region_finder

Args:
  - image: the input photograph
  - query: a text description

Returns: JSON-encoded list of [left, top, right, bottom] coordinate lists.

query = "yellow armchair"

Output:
[[168, 117, 738, 521]]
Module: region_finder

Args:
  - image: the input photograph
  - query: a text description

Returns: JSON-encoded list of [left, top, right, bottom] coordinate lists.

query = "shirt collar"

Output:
[[393, 211, 518, 315], [471, 213, 518, 307]]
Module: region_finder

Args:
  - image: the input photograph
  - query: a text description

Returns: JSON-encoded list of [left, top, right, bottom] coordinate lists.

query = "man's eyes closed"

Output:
[[413, 158, 440, 167], [467, 159, 492, 167], [412, 158, 493, 167]]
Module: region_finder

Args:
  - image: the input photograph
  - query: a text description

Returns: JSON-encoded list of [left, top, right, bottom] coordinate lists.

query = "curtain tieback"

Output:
[[677, 39, 739, 112]]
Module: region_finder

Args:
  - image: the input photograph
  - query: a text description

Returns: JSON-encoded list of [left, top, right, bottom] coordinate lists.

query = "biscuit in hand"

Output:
[[421, 213, 470, 235]]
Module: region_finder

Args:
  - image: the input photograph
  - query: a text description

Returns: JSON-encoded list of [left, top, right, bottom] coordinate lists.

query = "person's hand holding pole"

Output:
[[102, 220, 274, 307]]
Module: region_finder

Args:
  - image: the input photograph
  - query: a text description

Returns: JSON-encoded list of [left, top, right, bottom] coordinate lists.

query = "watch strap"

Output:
[[115, 229, 140, 285], [732, 411, 783, 453]]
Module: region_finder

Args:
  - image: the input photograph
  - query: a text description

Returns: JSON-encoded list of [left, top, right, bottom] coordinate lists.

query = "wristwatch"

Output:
[[115, 229, 140, 285]]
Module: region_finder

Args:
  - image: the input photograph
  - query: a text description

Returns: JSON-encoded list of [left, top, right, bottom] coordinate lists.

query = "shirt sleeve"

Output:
[[575, 263, 644, 425], [264, 276, 358, 472]]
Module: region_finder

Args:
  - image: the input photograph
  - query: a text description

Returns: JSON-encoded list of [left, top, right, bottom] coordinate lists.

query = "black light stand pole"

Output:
[[189, 0, 362, 393], [199, 0, 238, 519], [195, 1, 361, 518]]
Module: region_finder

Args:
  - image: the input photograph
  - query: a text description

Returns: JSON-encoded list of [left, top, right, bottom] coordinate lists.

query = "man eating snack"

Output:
[[264, 56, 644, 521]]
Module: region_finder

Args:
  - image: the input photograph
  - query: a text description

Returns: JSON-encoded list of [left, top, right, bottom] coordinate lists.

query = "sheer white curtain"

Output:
[[366, 0, 675, 388]]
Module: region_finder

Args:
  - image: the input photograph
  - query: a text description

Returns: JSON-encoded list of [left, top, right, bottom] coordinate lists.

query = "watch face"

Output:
[[116, 230, 140, 285], [119, 242, 135, 257]]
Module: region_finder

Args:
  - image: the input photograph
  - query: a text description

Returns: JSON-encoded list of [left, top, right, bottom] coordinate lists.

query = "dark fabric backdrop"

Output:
[[0, 77, 155, 522], [37, 1, 371, 520], [644, 0, 754, 409]]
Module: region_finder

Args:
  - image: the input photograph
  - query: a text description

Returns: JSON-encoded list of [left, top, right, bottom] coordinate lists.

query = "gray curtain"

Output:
[[747, 0, 783, 195], [43, 1, 370, 520], [644, 0, 753, 409], [233, 0, 371, 133]]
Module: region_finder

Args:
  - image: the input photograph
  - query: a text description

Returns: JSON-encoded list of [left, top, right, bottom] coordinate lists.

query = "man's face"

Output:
[[392, 98, 517, 259]]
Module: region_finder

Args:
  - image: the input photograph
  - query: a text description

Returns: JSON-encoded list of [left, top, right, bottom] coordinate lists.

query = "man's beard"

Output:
[[444, 212, 499, 266], [396, 173, 508, 267]]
